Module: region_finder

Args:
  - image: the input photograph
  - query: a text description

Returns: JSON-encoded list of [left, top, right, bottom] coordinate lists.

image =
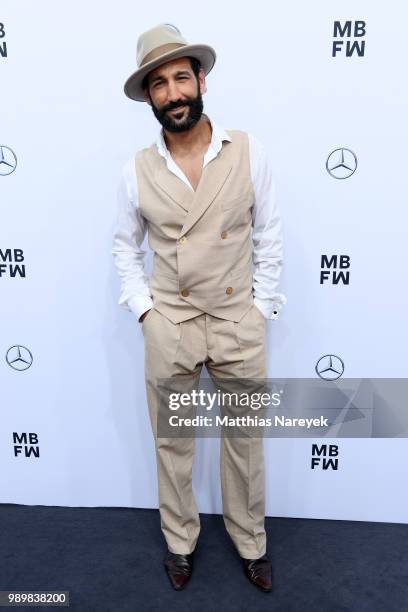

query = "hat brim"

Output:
[[124, 43, 216, 102]]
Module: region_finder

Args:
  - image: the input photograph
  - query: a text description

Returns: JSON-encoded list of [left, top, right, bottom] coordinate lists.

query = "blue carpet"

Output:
[[1, 505, 407, 611]]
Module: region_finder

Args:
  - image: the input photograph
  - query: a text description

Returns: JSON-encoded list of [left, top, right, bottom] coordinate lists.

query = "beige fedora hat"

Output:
[[124, 23, 216, 102]]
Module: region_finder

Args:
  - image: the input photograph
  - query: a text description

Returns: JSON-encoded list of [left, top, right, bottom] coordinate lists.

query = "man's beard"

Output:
[[149, 88, 204, 133]]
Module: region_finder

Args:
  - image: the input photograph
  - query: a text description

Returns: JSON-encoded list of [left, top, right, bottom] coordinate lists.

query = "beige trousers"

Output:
[[141, 302, 268, 558]]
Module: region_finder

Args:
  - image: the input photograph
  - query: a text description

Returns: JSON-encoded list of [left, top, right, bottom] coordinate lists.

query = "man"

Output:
[[112, 23, 287, 592]]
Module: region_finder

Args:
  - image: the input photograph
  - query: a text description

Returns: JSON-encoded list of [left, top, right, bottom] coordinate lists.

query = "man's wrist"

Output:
[[139, 309, 151, 323], [253, 296, 286, 320], [127, 295, 154, 323]]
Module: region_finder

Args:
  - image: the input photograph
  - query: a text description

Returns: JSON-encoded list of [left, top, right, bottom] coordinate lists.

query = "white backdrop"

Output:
[[1, 1, 407, 523]]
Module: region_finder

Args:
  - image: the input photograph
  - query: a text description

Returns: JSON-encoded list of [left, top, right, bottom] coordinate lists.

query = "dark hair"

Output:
[[142, 56, 202, 93]]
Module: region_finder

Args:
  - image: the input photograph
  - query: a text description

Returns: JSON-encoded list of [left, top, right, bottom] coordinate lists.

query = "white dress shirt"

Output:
[[112, 114, 287, 322]]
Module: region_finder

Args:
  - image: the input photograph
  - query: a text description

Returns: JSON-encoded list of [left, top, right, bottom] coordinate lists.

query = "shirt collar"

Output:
[[156, 113, 232, 159]]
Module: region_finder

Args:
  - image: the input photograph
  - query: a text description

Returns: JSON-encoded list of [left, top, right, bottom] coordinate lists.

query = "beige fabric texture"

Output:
[[135, 129, 256, 324], [137, 127, 268, 557], [142, 305, 268, 558]]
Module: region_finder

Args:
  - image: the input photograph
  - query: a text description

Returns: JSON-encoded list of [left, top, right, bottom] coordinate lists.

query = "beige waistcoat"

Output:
[[135, 129, 256, 324]]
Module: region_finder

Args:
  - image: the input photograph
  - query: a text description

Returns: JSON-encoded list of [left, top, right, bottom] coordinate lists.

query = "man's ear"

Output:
[[198, 68, 207, 95], [143, 88, 152, 106]]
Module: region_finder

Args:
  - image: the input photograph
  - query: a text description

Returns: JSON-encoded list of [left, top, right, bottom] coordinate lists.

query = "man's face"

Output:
[[143, 57, 206, 133]]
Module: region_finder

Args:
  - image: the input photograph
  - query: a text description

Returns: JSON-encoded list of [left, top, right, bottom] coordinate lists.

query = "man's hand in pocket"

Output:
[[139, 309, 152, 323]]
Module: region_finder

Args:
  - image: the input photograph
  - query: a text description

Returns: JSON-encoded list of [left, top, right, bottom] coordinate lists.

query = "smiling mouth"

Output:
[[168, 105, 186, 114]]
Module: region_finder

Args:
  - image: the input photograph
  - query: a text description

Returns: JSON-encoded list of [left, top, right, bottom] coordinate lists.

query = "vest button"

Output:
[[221, 230, 228, 239], [226, 286, 233, 295], [181, 288, 189, 297], [179, 236, 187, 244]]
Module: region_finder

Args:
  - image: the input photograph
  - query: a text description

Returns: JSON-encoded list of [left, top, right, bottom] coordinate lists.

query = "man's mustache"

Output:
[[162, 100, 193, 113]]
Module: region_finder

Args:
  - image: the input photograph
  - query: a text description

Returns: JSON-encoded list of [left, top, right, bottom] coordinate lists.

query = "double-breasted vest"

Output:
[[135, 129, 256, 324]]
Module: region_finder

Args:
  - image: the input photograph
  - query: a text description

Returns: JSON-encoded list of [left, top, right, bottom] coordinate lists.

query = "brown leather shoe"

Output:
[[164, 550, 194, 590], [242, 553, 272, 592]]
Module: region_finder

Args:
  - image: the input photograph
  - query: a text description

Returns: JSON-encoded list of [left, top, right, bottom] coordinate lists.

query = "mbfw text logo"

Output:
[[0, 249, 26, 277], [320, 254, 350, 285], [13, 433, 40, 458], [332, 21, 366, 57], [311, 444, 339, 470]]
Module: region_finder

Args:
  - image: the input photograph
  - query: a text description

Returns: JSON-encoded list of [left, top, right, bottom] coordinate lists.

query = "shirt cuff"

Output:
[[253, 295, 287, 320], [127, 295, 154, 322]]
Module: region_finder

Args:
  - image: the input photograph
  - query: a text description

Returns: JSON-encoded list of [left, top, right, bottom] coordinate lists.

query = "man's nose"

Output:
[[167, 80, 183, 102]]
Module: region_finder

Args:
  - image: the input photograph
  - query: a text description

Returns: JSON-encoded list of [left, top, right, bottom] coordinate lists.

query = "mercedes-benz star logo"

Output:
[[6, 345, 33, 371], [0, 145, 17, 176], [315, 354, 344, 380], [326, 148, 357, 179]]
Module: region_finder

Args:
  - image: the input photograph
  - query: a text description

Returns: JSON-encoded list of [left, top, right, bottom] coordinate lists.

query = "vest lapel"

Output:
[[153, 142, 233, 237], [154, 159, 193, 213], [180, 148, 232, 237]]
